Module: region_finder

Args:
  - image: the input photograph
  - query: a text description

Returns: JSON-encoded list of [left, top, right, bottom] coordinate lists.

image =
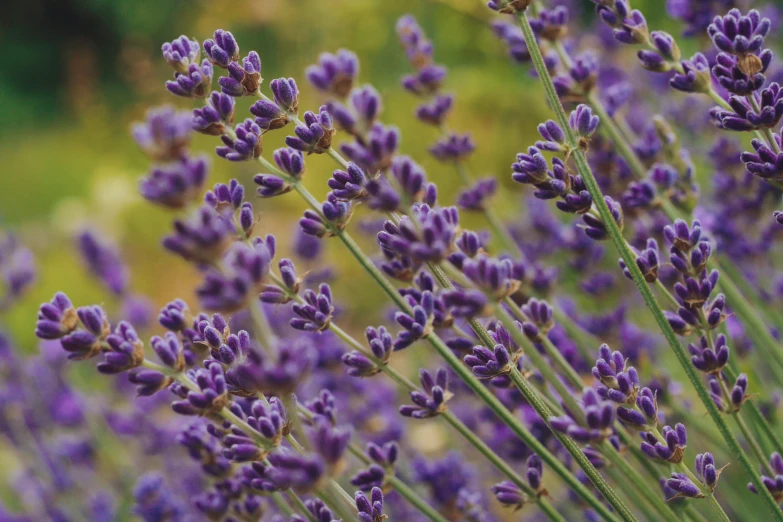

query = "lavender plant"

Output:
[[6, 1, 783, 521]]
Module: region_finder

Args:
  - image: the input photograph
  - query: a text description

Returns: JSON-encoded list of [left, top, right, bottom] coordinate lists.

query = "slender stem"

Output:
[[506, 367, 638, 522], [270, 491, 302, 522], [269, 279, 572, 521], [600, 442, 680, 522], [724, 364, 783, 456], [259, 150, 622, 521], [512, 9, 783, 520], [733, 410, 776, 477], [342, 439, 448, 522]]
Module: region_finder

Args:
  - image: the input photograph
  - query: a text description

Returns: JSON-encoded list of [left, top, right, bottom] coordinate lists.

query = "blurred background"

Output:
[[0, 0, 686, 348], [0, 0, 750, 519]]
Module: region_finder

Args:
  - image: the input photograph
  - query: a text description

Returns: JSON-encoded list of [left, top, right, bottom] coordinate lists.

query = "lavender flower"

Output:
[[162, 35, 201, 73], [341, 123, 399, 173], [688, 333, 730, 374], [342, 326, 393, 377], [97, 322, 144, 374], [219, 51, 262, 96], [400, 368, 451, 419], [192, 91, 235, 135], [306, 49, 359, 97], [139, 155, 209, 208], [132, 106, 192, 161], [171, 364, 229, 416], [491, 481, 527, 510], [464, 343, 512, 379], [457, 178, 497, 211], [162, 205, 233, 264], [285, 106, 335, 154], [377, 205, 459, 264], [166, 59, 213, 98], [216, 119, 263, 161], [429, 133, 475, 162], [300, 193, 353, 238], [641, 423, 687, 463], [748, 453, 783, 500], [203, 30, 239, 68], [35, 293, 78, 340], [549, 388, 616, 443], [291, 283, 334, 332], [355, 488, 385, 522]]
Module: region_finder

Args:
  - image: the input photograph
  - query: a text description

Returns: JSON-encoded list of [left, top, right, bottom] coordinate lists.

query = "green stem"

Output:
[[269, 277, 570, 521], [506, 367, 638, 522], [600, 442, 680, 522], [512, 9, 783, 520], [733, 409, 776, 477], [725, 364, 783, 456], [344, 438, 449, 522]]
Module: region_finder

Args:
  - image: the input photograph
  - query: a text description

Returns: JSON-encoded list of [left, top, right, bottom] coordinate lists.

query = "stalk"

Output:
[[341, 433, 449, 522], [425, 259, 636, 520], [536, 20, 783, 387], [506, 367, 639, 522], [140, 360, 358, 520], [257, 153, 623, 521], [513, 9, 783, 519], [268, 275, 567, 520]]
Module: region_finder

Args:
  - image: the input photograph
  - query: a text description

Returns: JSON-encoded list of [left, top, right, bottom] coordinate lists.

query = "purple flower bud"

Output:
[[274, 147, 306, 178], [416, 94, 453, 126], [129, 369, 172, 397], [193, 91, 235, 136], [249, 99, 288, 131], [491, 480, 526, 510], [286, 106, 335, 154], [158, 299, 191, 332], [688, 333, 730, 374], [291, 283, 334, 332], [162, 35, 201, 73], [197, 238, 273, 312], [140, 155, 209, 209], [708, 9, 771, 72], [166, 59, 213, 98], [204, 179, 244, 212], [665, 472, 703, 498], [217, 119, 263, 161], [549, 388, 615, 444], [36, 292, 78, 340], [341, 123, 399, 173], [132, 106, 192, 161], [356, 487, 384, 522], [377, 205, 459, 263], [669, 53, 712, 93], [151, 332, 185, 371], [328, 163, 368, 200], [695, 452, 721, 490], [162, 205, 233, 264], [218, 51, 262, 96], [742, 131, 783, 181], [402, 64, 446, 96], [203, 29, 240, 68], [270, 77, 299, 113], [172, 364, 229, 416], [712, 84, 783, 131], [640, 423, 687, 463], [457, 178, 497, 211], [582, 196, 624, 241], [306, 49, 359, 97], [430, 133, 475, 162], [400, 368, 451, 419], [464, 343, 512, 379]]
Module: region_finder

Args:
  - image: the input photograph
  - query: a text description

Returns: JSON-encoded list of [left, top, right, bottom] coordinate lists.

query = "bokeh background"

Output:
[[0, 0, 688, 348], [0, 0, 751, 519]]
